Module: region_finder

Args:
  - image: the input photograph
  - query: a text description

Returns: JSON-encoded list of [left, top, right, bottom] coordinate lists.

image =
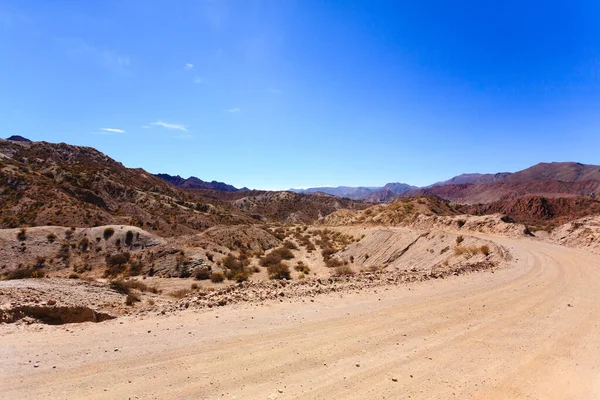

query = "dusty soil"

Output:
[[2, 236, 599, 399]]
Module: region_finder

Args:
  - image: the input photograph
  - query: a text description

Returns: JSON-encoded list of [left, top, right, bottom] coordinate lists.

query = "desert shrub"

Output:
[[34, 256, 46, 268], [169, 288, 192, 299], [65, 227, 75, 240], [283, 240, 298, 250], [321, 247, 336, 262], [210, 272, 225, 283], [294, 261, 310, 274], [125, 293, 141, 305], [194, 268, 211, 280], [267, 262, 291, 280], [4, 266, 45, 280], [480, 245, 490, 256], [440, 246, 450, 254], [456, 219, 466, 228], [104, 252, 131, 277], [128, 259, 144, 276], [103, 227, 115, 240], [333, 265, 355, 276], [47, 233, 57, 243], [125, 230, 134, 246], [230, 271, 249, 282], [222, 255, 242, 270], [106, 252, 130, 267], [326, 258, 344, 268], [17, 228, 27, 241], [205, 252, 214, 262], [68, 273, 80, 279], [79, 237, 90, 252], [456, 235, 464, 245], [110, 278, 152, 294], [260, 253, 282, 267], [272, 247, 294, 260], [454, 246, 468, 256]]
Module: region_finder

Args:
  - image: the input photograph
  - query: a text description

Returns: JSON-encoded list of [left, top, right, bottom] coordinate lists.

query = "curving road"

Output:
[[2, 237, 600, 399]]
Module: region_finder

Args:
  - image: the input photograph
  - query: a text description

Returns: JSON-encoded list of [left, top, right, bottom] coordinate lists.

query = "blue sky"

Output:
[[1, 1, 599, 189]]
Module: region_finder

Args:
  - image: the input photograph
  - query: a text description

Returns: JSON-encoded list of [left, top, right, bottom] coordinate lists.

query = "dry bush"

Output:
[[47, 233, 57, 243], [260, 253, 282, 267], [271, 247, 294, 260], [210, 272, 225, 283], [125, 292, 141, 305], [326, 258, 344, 268], [222, 255, 242, 270], [110, 278, 157, 294], [4, 266, 45, 280], [480, 245, 490, 256], [294, 261, 310, 274], [321, 247, 336, 262], [79, 237, 90, 252], [333, 265, 355, 276], [169, 288, 192, 299], [456, 219, 466, 228], [194, 268, 211, 280], [456, 235, 464, 245], [17, 228, 27, 241], [267, 262, 291, 280], [283, 240, 298, 250], [68, 273, 79, 279]]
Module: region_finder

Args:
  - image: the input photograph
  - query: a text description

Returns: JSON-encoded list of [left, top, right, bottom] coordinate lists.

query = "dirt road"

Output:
[[2, 237, 600, 399]]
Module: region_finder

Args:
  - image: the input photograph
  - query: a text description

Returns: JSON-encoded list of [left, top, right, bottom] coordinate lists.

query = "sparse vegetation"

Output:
[[333, 265, 355, 276], [3, 266, 45, 280], [17, 228, 27, 241], [456, 235, 464, 245], [210, 272, 225, 283], [267, 262, 291, 280], [169, 288, 192, 299], [194, 268, 211, 280], [480, 245, 490, 256]]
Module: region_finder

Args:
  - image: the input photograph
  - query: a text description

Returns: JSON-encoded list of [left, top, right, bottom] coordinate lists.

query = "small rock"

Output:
[[391, 378, 398, 382], [114, 348, 119, 352], [47, 300, 56, 306]]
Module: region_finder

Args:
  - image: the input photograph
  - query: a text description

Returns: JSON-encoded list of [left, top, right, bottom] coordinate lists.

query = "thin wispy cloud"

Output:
[[185, 63, 194, 70], [194, 77, 203, 84], [227, 108, 241, 113], [150, 121, 188, 131], [64, 39, 130, 74], [101, 128, 125, 133]]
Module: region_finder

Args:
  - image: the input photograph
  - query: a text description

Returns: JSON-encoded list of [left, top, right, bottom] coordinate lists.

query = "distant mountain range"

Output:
[[155, 173, 247, 192], [293, 162, 600, 203], [4, 136, 598, 208], [400, 162, 600, 204], [290, 183, 417, 201]]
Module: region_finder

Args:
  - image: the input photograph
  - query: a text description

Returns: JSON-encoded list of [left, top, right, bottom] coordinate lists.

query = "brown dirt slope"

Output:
[[461, 195, 600, 231], [400, 180, 600, 204], [0, 139, 253, 235]]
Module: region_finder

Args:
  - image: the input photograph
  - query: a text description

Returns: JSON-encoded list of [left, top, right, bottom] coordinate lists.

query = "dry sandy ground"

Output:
[[1, 236, 600, 399]]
